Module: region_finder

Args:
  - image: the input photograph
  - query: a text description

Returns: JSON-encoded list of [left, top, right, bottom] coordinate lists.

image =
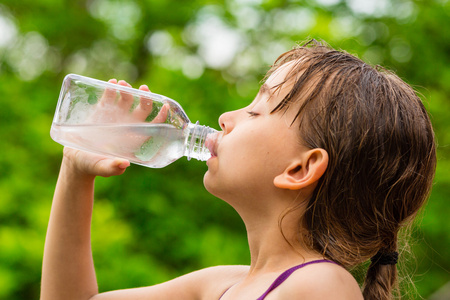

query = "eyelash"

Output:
[[246, 111, 259, 117]]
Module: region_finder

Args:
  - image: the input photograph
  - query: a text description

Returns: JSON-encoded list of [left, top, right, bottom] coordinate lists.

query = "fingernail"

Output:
[[117, 160, 130, 169]]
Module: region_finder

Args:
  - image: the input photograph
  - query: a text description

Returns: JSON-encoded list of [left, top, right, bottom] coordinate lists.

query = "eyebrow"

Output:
[[250, 83, 273, 107], [259, 83, 270, 95]]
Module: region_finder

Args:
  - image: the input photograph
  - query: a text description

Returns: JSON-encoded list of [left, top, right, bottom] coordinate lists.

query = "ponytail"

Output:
[[363, 251, 399, 300]]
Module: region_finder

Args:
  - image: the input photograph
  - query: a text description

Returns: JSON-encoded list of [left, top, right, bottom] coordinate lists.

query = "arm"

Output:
[[40, 148, 130, 300], [41, 80, 163, 299], [41, 160, 247, 300]]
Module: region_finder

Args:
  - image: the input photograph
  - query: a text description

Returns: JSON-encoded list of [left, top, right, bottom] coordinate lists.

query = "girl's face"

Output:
[[204, 62, 307, 208]]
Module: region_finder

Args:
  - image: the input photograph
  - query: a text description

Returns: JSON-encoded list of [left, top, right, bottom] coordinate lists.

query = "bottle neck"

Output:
[[185, 121, 218, 161]]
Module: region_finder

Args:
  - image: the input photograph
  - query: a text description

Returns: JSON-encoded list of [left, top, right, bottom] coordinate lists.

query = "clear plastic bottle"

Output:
[[50, 74, 218, 168]]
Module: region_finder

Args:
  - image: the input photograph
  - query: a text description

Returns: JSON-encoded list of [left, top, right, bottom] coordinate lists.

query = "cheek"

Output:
[[203, 122, 297, 198], [221, 130, 266, 169], [203, 133, 265, 196], [220, 135, 281, 182]]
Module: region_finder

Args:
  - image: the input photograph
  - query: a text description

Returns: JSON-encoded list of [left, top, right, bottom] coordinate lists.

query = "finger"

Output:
[[99, 79, 118, 106], [139, 84, 150, 92], [95, 157, 130, 177], [131, 85, 154, 121], [117, 80, 134, 112], [151, 103, 169, 124]]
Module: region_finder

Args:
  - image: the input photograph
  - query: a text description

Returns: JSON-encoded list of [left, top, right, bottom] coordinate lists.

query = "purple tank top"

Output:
[[219, 259, 338, 300]]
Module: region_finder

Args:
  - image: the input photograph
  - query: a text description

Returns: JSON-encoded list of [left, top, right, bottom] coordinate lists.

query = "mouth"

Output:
[[205, 132, 220, 157]]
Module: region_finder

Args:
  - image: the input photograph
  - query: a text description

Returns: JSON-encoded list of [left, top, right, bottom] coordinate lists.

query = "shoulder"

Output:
[[274, 262, 363, 300], [189, 265, 250, 297], [193, 265, 249, 282], [92, 265, 249, 300]]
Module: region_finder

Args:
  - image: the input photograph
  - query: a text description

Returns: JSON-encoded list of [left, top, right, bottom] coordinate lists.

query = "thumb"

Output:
[[95, 158, 130, 177]]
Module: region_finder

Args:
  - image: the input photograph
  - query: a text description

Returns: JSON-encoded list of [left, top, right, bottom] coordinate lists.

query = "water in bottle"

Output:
[[50, 74, 218, 168]]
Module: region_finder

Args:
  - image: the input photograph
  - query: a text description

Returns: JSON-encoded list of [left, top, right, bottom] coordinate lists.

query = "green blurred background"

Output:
[[0, 0, 448, 299]]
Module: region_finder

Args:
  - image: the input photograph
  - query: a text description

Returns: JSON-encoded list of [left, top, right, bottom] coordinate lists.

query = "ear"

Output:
[[273, 148, 328, 190]]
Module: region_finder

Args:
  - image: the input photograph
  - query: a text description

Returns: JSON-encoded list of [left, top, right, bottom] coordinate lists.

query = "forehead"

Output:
[[265, 60, 300, 90], [261, 59, 309, 111], [262, 58, 324, 128]]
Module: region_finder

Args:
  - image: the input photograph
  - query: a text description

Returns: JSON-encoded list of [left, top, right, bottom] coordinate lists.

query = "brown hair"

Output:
[[268, 40, 436, 299]]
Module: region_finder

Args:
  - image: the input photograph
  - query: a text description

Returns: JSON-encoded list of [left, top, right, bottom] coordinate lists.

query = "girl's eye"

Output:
[[246, 111, 259, 117]]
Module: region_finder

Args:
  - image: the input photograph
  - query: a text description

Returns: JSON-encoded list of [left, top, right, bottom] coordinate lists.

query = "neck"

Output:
[[236, 198, 323, 275]]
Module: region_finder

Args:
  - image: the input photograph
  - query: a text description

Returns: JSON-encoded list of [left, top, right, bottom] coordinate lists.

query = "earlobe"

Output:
[[273, 148, 329, 190]]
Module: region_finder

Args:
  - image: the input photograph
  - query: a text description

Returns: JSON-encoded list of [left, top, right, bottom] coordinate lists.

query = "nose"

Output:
[[218, 110, 235, 134]]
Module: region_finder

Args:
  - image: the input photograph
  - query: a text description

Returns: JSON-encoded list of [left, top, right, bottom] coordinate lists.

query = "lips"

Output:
[[205, 132, 220, 157]]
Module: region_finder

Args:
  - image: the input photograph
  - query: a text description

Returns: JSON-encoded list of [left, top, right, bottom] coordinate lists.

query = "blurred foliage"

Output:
[[0, 0, 449, 299]]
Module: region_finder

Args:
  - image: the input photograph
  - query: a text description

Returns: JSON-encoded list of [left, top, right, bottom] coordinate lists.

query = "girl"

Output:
[[41, 40, 436, 300]]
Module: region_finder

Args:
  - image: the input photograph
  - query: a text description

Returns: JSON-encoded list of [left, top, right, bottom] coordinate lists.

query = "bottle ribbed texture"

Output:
[[185, 121, 217, 161]]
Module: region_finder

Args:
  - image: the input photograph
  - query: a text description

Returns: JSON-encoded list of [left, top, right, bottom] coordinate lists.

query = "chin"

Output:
[[203, 170, 217, 195], [203, 171, 230, 201]]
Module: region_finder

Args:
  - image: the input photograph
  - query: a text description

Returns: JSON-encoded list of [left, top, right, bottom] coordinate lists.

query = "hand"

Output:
[[91, 79, 169, 124], [62, 147, 130, 178], [63, 80, 169, 178]]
